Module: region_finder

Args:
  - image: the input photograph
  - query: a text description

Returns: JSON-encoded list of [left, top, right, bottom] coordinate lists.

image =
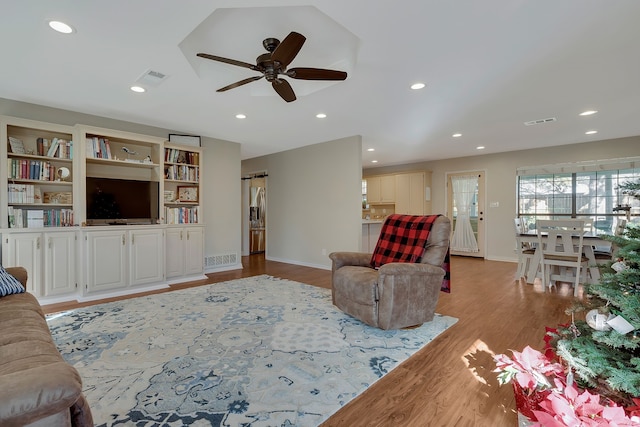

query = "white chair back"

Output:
[[536, 219, 588, 296]]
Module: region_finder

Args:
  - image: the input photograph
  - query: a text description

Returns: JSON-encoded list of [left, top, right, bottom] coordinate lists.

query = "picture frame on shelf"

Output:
[[177, 186, 198, 202], [164, 190, 175, 202], [169, 133, 201, 147]]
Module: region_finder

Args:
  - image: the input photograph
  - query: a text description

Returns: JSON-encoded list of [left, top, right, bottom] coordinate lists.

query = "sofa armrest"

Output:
[[329, 252, 372, 270], [0, 363, 83, 426], [5, 266, 27, 287]]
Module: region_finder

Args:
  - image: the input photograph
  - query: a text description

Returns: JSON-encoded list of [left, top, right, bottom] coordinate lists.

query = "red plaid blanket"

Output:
[[370, 214, 451, 292]]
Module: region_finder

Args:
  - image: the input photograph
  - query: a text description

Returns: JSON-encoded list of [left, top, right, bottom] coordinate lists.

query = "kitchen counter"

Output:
[[362, 219, 384, 224]]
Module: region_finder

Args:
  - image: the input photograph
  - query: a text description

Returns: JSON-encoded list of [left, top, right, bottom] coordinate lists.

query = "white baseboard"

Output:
[[204, 263, 243, 274], [265, 256, 331, 271]]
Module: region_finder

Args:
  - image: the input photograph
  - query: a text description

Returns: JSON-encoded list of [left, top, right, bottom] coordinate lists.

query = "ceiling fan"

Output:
[[196, 31, 347, 102]]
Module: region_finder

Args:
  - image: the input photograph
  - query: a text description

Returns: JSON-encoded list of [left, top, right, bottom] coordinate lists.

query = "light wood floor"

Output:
[[42, 255, 581, 427]]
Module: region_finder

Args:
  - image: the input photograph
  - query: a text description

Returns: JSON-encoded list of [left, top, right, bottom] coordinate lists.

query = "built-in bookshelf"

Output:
[[163, 144, 201, 224], [78, 125, 164, 225], [1, 117, 76, 228]]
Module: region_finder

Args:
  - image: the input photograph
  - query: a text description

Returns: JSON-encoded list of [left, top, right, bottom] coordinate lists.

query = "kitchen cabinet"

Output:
[[395, 172, 426, 215], [366, 175, 395, 203], [2, 230, 77, 298], [165, 226, 204, 279]]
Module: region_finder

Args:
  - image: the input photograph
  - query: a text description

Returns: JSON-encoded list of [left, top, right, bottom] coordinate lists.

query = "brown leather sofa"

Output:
[[329, 215, 451, 330], [0, 267, 93, 427]]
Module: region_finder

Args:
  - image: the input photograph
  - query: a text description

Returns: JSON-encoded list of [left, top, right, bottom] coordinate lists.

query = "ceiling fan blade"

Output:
[[287, 67, 347, 81], [272, 79, 296, 102], [216, 76, 264, 92], [271, 32, 306, 67], [197, 53, 259, 71]]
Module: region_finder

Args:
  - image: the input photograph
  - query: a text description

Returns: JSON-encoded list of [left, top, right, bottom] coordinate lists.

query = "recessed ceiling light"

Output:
[[580, 110, 598, 116], [585, 130, 598, 135], [130, 86, 145, 93], [411, 83, 426, 90], [235, 114, 246, 119], [452, 133, 462, 138], [48, 20, 74, 34], [367, 148, 375, 152], [371, 160, 378, 163], [476, 146, 485, 150], [316, 113, 327, 119]]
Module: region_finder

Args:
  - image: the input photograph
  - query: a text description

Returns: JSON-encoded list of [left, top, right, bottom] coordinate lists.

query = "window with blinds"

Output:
[[516, 157, 640, 233]]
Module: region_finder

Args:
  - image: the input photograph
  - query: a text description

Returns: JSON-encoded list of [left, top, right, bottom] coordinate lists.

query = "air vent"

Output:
[[136, 69, 169, 87], [524, 117, 557, 126], [204, 253, 238, 268]]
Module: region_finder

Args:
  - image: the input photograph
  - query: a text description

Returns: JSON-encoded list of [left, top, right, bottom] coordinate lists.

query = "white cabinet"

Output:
[[395, 172, 426, 215], [84, 229, 127, 294], [366, 175, 395, 203], [84, 227, 164, 295], [129, 228, 164, 286], [2, 230, 76, 297], [3, 232, 42, 294], [166, 226, 204, 279], [361, 222, 383, 253], [43, 231, 77, 297]]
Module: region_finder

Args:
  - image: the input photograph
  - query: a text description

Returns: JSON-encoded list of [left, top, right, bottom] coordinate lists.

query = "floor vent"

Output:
[[524, 117, 557, 126], [205, 253, 238, 267]]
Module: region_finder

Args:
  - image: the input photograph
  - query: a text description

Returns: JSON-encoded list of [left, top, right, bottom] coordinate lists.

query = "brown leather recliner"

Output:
[[0, 267, 93, 427], [329, 215, 451, 330]]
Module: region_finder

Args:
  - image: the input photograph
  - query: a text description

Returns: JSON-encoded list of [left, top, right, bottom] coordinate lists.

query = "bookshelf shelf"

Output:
[[163, 143, 202, 225]]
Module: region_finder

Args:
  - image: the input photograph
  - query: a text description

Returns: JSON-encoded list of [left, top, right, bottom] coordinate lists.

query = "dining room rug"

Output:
[[47, 275, 457, 427]]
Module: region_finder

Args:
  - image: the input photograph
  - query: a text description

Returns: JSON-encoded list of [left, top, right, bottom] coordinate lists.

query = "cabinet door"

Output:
[[86, 231, 127, 293], [129, 229, 164, 286], [362, 224, 369, 252], [408, 172, 426, 215], [369, 223, 383, 253], [395, 174, 411, 214], [184, 228, 204, 275], [380, 175, 396, 202], [165, 228, 185, 278], [5, 233, 41, 295], [43, 231, 76, 297], [366, 177, 381, 203]]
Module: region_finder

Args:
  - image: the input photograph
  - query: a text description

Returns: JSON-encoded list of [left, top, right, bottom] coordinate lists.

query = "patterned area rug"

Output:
[[47, 275, 457, 427]]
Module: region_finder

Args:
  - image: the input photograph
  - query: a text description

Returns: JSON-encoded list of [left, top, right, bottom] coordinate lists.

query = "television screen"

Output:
[[86, 177, 159, 224]]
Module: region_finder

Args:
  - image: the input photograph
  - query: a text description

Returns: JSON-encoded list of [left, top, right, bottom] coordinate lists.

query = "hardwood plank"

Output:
[[42, 255, 579, 426]]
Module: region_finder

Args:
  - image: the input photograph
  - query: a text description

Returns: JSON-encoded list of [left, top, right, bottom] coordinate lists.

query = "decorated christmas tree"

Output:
[[549, 179, 640, 409]]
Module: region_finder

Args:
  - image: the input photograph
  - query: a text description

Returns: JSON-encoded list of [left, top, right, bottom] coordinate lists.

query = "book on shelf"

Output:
[[8, 136, 26, 154], [27, 210, 44, 228]]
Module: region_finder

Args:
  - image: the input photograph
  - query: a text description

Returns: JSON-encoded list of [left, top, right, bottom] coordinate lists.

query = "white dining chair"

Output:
[[514, 218, 536, 283], [593, 218, 627, 264], [536, 219, 589, 296]]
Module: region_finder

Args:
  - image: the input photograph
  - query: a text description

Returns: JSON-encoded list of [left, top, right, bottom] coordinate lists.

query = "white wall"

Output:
[[242, 135, 362, 269], [365, 136, 640, 262], [0, 97, 242, 268]]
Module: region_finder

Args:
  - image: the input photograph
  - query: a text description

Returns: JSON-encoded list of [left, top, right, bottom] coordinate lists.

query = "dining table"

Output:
[[519, 232, 611, 284]]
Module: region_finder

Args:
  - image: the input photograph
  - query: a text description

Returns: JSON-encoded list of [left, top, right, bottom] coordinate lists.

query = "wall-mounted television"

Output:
[[86, 177, 159, 225]]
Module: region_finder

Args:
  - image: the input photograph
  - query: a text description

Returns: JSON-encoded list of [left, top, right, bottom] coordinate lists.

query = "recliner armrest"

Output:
[[329, 252, 372, 270]]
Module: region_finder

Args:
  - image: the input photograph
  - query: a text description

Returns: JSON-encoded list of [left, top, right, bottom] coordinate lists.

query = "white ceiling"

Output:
[[2, 1, 639, 168]]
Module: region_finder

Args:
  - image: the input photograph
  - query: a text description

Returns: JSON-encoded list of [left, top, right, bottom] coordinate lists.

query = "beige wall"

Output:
[[0, 97, 242, 267], [366, 136, 640, 262], [242, 135, 362, 269]]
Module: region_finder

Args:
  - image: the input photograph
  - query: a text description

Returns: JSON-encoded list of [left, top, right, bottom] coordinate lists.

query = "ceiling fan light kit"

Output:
[[197, 31, 347, 102]]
